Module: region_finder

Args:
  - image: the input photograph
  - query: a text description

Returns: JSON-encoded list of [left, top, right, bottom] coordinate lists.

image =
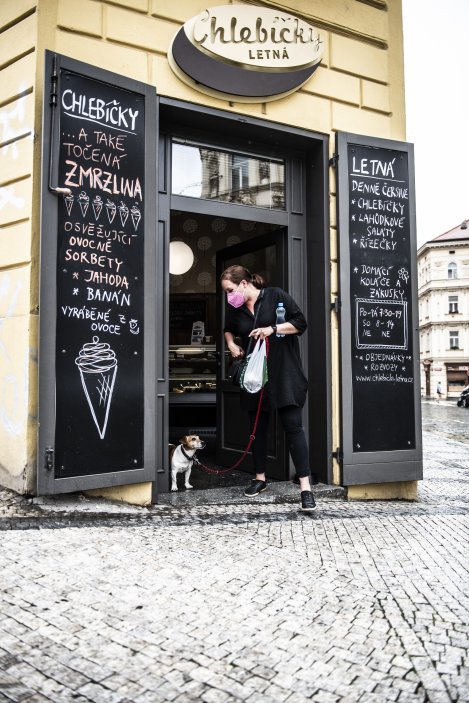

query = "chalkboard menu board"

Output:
[[346, 142, 416, 453], [54, 70, 145, 477], [170, 299, 206, 330]]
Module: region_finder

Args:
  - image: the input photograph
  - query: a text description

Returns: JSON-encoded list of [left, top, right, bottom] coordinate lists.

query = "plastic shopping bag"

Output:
[[240, 339, 268, 394]]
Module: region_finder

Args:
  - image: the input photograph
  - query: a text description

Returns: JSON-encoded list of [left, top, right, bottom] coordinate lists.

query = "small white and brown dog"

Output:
[[169, 435, 205, 491]]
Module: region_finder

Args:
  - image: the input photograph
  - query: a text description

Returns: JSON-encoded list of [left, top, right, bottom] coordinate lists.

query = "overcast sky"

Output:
[[402, 0, 469, 246]]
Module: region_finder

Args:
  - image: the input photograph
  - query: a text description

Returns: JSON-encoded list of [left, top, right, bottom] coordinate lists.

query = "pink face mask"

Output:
[[227, 283, 244, 308]]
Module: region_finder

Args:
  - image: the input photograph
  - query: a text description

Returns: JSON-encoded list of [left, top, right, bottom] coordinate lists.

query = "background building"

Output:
[[418, 221, 469, 398]]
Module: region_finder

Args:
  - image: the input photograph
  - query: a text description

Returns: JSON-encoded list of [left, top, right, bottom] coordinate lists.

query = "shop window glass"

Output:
[[232, 154, 249, 193], [448, 262, 457, 279], [171, 141, 285, 210], [448, 295, 459, 314], [449, 331, 459, 349]]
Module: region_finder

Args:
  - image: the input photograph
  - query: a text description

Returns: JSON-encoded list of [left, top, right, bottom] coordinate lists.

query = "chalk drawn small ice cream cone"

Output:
[[77, 191, 90, 217], [105, 198, 117, 224], [75, 336, 117, 439], [92, 195, 103, 221], [64, 192, 74, 216], [130, 204, 141, 231], [118, 201, 129, 227]]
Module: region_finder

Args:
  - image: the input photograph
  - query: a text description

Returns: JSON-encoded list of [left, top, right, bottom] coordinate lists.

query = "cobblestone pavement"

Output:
[[0, 402, 468, 702]]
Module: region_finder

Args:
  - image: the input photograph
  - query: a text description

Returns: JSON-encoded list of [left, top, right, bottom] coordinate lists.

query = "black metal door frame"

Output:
[[156, 98, 332, 492]]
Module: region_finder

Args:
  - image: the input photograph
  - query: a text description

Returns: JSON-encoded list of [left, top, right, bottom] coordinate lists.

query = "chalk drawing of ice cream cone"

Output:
[[77, 191, 90, 217], [118, 201, 129, 227], [130, 204, 141, 231], [64, 192, 74, 216], [92, 195, 103, 221], [105, 198, 116, 224], [75, 336, 117, 439]]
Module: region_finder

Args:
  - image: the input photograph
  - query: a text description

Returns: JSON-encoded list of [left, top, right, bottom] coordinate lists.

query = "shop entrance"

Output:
[[156, 97, 331, 497]]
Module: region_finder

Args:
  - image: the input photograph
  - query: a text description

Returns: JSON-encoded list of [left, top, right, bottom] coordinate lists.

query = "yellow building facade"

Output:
[[0, 0, 420, 502]]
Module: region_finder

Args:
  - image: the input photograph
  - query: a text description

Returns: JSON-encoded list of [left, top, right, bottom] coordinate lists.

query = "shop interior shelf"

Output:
[[169, 393, 215, 404]]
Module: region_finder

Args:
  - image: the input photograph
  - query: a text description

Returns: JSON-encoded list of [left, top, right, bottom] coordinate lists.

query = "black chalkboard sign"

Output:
[[170, 298, 206, 330], [54, 69, 145, 477], [345, 142, 416, 453]]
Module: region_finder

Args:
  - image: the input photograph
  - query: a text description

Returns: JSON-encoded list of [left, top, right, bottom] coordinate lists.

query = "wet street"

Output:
[[0, 400, 468, 703], [421, 398, 469, 444]]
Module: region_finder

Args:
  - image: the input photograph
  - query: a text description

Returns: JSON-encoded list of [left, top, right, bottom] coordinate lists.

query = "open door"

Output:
[[38, 52, 157, 494], [215, 230, 289, 479], [335, 131, 422, 485]]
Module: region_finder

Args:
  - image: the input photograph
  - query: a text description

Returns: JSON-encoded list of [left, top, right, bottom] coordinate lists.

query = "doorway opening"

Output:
[[168, 211, 284, 491], [157, 98, 331, 498]]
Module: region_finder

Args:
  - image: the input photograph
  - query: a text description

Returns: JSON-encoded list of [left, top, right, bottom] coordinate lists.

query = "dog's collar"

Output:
[[181, 445, 197, 464]]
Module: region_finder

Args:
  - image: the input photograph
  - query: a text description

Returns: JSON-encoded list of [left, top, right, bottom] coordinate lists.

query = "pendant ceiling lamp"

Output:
[[169, 240, 194, 274]]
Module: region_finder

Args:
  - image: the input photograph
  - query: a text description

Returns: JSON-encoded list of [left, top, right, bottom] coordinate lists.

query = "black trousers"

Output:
[[248, 405, 311, 478]]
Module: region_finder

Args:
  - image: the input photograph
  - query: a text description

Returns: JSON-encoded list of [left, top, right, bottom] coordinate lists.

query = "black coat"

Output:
[[224, 287, 308, 411]]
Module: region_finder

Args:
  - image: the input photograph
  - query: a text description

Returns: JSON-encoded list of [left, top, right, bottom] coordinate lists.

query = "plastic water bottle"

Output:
[[275, 302, 286, 337]]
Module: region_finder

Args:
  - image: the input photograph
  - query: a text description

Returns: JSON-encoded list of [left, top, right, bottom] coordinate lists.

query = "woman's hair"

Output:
[[220, 265, 265, 289]]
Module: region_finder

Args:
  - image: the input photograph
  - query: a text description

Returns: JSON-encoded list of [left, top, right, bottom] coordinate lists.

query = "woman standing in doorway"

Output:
[[221, 265, 316, 512]]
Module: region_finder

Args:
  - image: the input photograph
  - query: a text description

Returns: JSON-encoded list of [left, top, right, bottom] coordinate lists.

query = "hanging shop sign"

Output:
[[168, 5, 323, 102]]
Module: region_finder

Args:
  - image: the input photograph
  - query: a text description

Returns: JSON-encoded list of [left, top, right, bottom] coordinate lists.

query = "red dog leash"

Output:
[[194, 338, 269, 475]]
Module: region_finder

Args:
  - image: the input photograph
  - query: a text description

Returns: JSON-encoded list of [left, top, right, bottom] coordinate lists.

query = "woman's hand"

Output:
[[228, 342, 245, 358], [250, 322, 298, 339], [249, 326, 274, 340]]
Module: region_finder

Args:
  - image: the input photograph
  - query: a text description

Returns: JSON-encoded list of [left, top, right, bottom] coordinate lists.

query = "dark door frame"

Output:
[[155, 97, 331, 498]]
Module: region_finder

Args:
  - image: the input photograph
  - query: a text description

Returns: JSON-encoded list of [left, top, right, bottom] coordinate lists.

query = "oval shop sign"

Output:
[[168, 5, 324, 103]]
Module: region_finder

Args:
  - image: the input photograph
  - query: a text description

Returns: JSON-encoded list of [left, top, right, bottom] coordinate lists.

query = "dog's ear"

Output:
[[179, 436, 187, 445]]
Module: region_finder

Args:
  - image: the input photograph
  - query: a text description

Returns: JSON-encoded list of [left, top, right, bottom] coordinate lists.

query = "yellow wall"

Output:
[[51, 0, 405, 138], [0, 1, 38, 493], [348, 482, 418, 501], [0, 0, 409, 498]]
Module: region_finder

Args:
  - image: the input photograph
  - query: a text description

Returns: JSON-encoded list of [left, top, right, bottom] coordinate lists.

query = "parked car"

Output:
[[456, 385, 469, 408]]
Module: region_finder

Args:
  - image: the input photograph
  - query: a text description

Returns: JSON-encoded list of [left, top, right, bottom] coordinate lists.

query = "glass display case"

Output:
[[169, 345, 217, 400]]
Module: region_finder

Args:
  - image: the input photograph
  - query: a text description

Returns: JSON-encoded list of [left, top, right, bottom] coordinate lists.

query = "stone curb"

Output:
[[157, 483, 346, 507], [0, 512, 166, 531], [0, 483, 346, 530]]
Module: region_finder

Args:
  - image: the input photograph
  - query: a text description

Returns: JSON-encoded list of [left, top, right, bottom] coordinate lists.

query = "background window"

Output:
[[171, 141, 285, 210], [232, 154, 249, 192], [449, 331, 459, 349], [448, 295, 459, 314], [448, 262, 457, 279]]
